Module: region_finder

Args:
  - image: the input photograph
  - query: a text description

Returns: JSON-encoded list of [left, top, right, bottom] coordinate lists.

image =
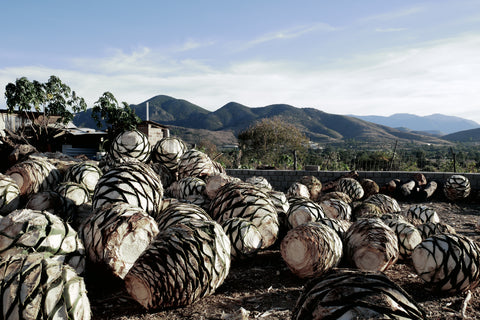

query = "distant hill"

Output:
[[351, 113, 479, 135], [73, 95, 454, 146], [442, 127, 480, 142]]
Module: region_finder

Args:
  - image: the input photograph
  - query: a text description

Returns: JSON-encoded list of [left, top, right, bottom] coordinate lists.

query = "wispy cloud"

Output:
[[173, 38, 216, 52], [375, 27, 407, 33], [2, 34, 480, 123], [244, 22, 337, 48], [360, 6, 424, 22]]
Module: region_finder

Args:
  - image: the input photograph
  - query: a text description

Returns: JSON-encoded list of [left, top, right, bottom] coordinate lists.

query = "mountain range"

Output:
[[73, 95, 480, 146], [350, 114, 479, 135]]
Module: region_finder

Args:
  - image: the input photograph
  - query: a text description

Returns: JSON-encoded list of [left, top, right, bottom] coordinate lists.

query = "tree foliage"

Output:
[[4, 75, 87, 150], [91, 91, 141, 140], [238, 116, 308, 169]]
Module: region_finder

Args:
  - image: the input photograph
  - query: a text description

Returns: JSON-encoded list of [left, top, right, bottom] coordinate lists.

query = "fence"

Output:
[[226, 169, 480, 193]]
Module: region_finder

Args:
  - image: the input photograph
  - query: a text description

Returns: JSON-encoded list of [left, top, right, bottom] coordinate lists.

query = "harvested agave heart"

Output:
[[208, 181, 279, 249], [109, 129, 151, 163], [222, 217, 263, 260], [443, 174, 471, 201], [80, 202, 159, 279], [151, 136, 188, 172], [92, 161, 164, 216], [6, 157, 61, 196], [335, 177, 364, 201], [286, 196, 325, 229], [0, 253, 91, 319], [292, 268, 425, 320], [0, 173, 20, 215], [281, 222, 343, 278], [124, 204, 230, 310], [64, 162, 103, 198], [363, 193, 401, 214], [344, 218, 399, 271], [0, 208, 85, 275], [412, 233, 480, 294]]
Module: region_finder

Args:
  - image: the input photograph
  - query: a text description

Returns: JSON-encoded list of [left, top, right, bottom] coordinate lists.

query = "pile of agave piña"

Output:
[[0, 128, 478, 319]]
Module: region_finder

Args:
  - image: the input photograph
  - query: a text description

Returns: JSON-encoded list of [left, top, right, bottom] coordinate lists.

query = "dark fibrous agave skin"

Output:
[[166, 176, 206, 200], [222, 217, 262, 260], [92, 161, 164, 216], [360, 178, 379, 199], [286, 196, 325, 229], [344, 218, 398, 272], [412, 233, 480, 294], [335, 178, 364, 201], [417, 221, 456, 240], [0, 209, 85, 275], [363, 193, 401, 214], [286, 182, 310, 199], [5, 156, 61, 196], [280, 222, 343, 279], [443, 174, 471, 201], [124, 211, 230, 310], [155, 202, 212, 230], [405, 204, 440, 224], [208, 181, 279, 249], [64, 162, 103, 198], [151, 136, 188, 171], [55, 181, 90, 207], [109, 129, 151, 163], [177, 149, 219, 179], [381, 217, 423, 260], [319, 191, 352, 204], [319, 198, 351, 221], [315, 217, 352, 241], [80, 202, 159, 279], [292, 268, 425, 320], [0, 173, 20, 215], [0, 253, 91, 319], [25, 190, 77, 223]]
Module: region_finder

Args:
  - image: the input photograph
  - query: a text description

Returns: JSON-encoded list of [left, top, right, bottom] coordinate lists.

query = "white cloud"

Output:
[[360, 6, 424, 22], [375, 27, 407, 32], [243, 22, 337, 48], [2, 33, 480, 124], [173, 38, 216, 52]]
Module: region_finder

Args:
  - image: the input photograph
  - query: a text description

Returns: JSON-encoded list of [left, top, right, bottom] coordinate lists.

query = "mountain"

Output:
[[73, 95, 454, 146], [350, 113, 479, 135], [442, 127, 480, 142]]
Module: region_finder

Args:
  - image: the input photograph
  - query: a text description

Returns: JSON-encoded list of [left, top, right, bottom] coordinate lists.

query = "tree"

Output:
[[91, 91, 141, 142], [238, 116, 308, 169], [4, 75, 87, 151]]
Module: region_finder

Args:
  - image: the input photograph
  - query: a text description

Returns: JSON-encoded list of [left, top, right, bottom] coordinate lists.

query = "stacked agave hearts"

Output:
[[0, 127, 479, 319]]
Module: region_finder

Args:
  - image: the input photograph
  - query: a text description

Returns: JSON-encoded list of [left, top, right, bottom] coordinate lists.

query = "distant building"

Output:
[[219, 144, 239, 151], [0, 110, 21, 134], [0, 109, 61, 135], [137, 120, 170, 146], [58, 123, 107, 159]]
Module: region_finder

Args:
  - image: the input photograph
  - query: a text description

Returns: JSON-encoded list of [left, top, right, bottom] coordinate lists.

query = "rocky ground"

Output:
[[87, 199, 480, 320]]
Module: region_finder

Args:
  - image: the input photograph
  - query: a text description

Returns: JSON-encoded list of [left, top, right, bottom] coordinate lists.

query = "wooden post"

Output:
[[293, 150, 297, 171], [389, 140, 398, 170], [450, 147, 456, 173]]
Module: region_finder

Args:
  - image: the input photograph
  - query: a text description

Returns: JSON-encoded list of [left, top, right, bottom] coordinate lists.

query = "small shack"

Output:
[[57, 123, 107, 159], [137, 120, 170, 146]]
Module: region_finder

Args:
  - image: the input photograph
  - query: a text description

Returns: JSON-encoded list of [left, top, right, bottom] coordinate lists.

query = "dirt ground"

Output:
[[88, 199, 480, 320]]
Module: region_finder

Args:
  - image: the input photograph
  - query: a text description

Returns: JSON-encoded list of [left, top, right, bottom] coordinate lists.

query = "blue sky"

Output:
[[2, 1, 480, 123]]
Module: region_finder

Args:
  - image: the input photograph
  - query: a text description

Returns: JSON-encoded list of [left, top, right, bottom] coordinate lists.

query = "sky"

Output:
[[2, 1, 480, 123]]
